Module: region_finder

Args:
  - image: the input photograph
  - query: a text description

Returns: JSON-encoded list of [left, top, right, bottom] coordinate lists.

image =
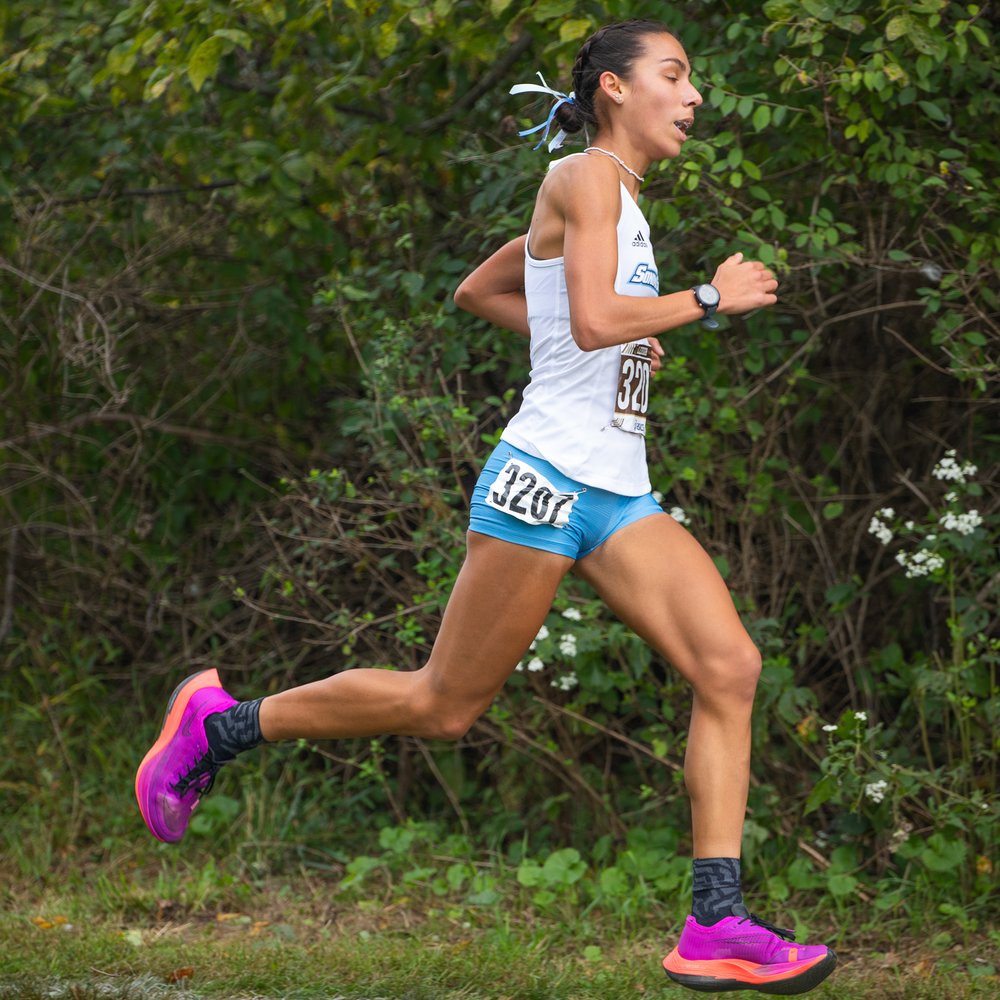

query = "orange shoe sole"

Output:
[[663, 947, 837, 995]]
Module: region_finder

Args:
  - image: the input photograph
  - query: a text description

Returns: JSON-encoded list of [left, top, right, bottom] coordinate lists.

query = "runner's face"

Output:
[[618, 33, 702, 160]]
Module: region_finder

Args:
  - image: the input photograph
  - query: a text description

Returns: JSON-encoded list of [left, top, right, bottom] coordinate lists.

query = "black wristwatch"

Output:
[[692, 283, 721, 329]]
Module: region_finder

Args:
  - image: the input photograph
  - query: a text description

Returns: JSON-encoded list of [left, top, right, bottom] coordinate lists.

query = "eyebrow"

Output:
[[659, 57, 689, 73]]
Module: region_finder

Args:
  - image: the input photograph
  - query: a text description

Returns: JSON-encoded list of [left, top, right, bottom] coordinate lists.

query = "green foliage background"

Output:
[[1, 0, 997, 926]]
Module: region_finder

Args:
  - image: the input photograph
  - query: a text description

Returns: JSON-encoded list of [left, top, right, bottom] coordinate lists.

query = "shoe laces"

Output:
[[739, 912, 796, 941], [171, 751, 221, 798]]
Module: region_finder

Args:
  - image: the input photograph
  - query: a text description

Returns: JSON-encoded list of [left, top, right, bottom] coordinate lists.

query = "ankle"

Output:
[[691, 857, 744, 925]]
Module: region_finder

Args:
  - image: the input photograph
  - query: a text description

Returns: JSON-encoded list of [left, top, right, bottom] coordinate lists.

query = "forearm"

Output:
[[571, 288, 704, 351], [454, 236, 530, 336], [456, 288, 529, 337]]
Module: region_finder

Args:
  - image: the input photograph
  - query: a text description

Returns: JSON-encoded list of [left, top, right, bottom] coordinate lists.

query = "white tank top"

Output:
[[501, 155, 659, 496]]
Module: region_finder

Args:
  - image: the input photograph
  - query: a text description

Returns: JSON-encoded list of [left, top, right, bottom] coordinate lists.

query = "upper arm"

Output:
[[556, 162, 624, 350]]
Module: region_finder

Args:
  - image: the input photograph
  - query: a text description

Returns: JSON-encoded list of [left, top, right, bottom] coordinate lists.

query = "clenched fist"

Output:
[[712, 252, 779, 315]]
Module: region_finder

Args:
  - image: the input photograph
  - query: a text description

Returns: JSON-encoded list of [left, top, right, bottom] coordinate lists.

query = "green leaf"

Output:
[[534, 0, 576, 21], [214, 29, 254, 51], [918, 100, 948, 122], [281, 154, 315, 184], [886, 15, 913, 41], [559, 19, 592, 43], [822, 502, 844, 520], [752, 105, 771, 131], [887, 249, 912, 261], [802, 0, 837, 19], [763, 0, 798, 19], [827, 872, 859, 897], [188, 36, 224, 92], [921, 834, 967, 872], [804, 773, 837, 814]]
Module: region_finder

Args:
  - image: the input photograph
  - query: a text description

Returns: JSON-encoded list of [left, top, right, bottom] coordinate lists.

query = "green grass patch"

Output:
[[3, 865, 998, 1000]]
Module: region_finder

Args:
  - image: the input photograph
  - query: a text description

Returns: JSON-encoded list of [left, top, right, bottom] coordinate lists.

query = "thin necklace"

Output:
[[584, 146, 645, 184]]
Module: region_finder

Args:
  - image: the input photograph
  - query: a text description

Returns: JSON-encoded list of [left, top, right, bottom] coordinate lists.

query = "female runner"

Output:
[[136, 19, 835, 995]]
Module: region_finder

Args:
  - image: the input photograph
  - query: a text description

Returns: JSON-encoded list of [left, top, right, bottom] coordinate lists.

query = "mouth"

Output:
[[674, 118, 694, 139]]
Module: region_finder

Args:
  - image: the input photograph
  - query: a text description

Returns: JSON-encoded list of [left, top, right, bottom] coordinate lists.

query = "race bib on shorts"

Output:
[[485, 457, 579, 528], [611, 341, 651, 436]]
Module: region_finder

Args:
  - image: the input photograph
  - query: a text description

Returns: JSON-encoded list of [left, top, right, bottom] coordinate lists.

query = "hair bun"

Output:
[[553, 99, 586, 135]]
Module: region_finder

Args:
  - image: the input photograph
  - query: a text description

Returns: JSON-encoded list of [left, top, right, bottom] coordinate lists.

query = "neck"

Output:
[[587, 134, 650, 194]]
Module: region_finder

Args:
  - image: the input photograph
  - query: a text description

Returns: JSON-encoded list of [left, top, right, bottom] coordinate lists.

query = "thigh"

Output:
[[574, 513, 753, 680], [421, 530, 574, 706]]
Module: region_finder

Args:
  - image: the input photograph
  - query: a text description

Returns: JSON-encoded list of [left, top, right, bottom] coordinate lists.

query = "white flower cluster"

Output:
[[822, 723, 838, 733], [854, 711, 868, 722], [868, 507, 895, 546], [514, 656, 546, 674], [933, 449, 977, 483], [938, 509, 984, 536], [669, 506, 690, 526], [529, 625, 549, 650], [559, 633, 577, 658], [889, 821, 913, 851], [895, 548, 946, 578], [552, 672, 578, 692], [864, 779, 888, 804], [561, 607, 582, 621]]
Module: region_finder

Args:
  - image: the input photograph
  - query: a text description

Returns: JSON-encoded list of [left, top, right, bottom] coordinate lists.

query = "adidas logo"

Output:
[[631, 230, 649, 247]]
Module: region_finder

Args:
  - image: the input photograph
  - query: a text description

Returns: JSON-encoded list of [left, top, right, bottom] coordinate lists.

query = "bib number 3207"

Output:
[[485, 458, 578, 528]]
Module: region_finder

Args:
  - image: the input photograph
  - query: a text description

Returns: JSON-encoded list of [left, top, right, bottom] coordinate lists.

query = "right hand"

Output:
[[711, 252, 779, 315]]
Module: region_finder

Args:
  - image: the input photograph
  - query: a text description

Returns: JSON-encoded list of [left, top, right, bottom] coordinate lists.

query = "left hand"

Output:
[[648, 337, 664, 373]]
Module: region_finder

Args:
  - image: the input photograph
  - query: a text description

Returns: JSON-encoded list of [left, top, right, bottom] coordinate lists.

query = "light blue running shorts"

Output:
[[468, 442, 665, 559]]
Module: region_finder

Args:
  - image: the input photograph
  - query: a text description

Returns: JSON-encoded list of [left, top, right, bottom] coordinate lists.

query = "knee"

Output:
[[691, 642, 762, 707], [408, 682, 482, 741]]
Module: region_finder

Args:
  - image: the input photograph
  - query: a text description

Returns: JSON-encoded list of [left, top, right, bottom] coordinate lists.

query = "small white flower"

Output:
[[932, 450, 976, 484], [868, 515, 893, 546], [944, 492, 958, 503], [864, 779, 888, 804], [822, 724, 838, 732], [669, 506, 691, 526], [527, 657, 545, 673], [890, 822, 913, 850], [895, 548, 945, 578], [938, 509, 983, 536], [877, 507, 895, 519], [854, 711, 868, 722], [559, 633, 578, 658], [529, 624, 550, 649], [561, 607, 582, 621], [904, 521, 915, 531], [552, 671, 578, 692], [514, 661, 524, 672], [652, 490, 664, 504]]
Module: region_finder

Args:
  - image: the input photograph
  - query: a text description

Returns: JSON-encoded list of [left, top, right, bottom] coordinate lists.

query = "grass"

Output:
[[2, 681, 997, 999], [2, 860, 998, 1000]]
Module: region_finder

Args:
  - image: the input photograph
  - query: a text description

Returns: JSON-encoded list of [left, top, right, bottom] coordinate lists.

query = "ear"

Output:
[[597, 69, 625, 105]]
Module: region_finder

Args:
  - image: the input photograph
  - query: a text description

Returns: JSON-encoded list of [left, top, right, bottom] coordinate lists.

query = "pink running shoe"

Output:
[[135, 669, 237, 843], [662, 905, 836, 995]]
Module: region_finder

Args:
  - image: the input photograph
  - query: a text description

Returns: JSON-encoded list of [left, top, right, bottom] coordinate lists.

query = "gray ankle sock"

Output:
[[692, 857, 744, 925], [204, 698, 265, 762]]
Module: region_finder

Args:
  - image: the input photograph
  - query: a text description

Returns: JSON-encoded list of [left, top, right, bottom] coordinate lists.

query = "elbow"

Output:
[[453, 279, 473, 312], [570, 317, 604, 352]]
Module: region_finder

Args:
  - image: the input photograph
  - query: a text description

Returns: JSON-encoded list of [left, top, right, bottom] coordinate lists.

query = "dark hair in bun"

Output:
[[554, 19, 676, 135]]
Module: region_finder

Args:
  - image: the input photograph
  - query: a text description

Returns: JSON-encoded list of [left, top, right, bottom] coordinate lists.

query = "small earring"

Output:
[[615, 96, 623, 104]]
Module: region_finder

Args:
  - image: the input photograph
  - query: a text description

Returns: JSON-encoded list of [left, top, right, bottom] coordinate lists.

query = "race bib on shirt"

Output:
[[611, 341, 651, 436], [485, 457, 579, 528]]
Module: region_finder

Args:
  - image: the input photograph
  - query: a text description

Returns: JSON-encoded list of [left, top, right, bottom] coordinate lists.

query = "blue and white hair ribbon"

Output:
[[509, 72, 575, 151]]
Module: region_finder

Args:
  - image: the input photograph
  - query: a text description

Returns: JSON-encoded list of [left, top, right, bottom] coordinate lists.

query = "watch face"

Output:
[[697, 284, 720, 307]]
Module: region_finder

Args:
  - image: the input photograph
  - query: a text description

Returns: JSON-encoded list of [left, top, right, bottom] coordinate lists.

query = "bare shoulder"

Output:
[[541, 152, 621, 221]]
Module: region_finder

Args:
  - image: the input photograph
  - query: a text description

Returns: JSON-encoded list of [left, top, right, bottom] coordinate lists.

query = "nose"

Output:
[[686, 83, 703, 108]]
